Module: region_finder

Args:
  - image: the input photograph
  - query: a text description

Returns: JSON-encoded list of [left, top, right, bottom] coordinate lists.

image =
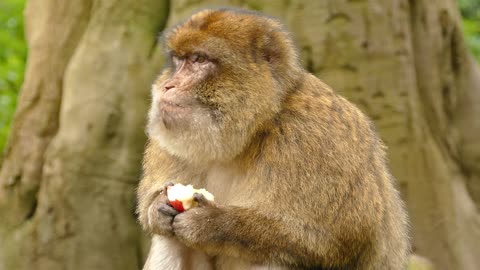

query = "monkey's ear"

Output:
[[261, 31, 282, 64]]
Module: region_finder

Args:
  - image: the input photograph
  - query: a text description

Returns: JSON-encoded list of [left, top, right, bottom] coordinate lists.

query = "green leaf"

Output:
[[0, 0, 26, 152]]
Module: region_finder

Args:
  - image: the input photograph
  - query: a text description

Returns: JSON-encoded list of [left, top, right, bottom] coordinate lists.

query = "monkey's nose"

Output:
[[164, 84, 176, 91]]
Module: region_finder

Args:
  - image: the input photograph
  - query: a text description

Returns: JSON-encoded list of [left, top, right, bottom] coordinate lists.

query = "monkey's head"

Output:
[[147, 8, 302, 163]]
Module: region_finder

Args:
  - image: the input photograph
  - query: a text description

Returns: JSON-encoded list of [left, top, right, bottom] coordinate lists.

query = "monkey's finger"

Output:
[[159, 182, 175, 196], [158, 203, 179, 216], [163, 181, 175, 188], [193, 193, 216, 207]]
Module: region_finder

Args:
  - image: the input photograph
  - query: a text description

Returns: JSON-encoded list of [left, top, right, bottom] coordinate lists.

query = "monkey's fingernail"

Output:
[[193, 193, 204, 202]]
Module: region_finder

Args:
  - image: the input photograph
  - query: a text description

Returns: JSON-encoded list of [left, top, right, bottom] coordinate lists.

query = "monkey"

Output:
[[137, 8, 409, 270]]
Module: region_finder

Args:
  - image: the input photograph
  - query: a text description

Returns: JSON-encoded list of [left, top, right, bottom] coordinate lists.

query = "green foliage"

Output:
[[0, 0, 26, 152], [460, 0, 480, 61]]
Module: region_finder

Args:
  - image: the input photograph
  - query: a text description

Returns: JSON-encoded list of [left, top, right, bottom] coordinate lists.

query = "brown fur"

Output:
[[137, 8, 409, 270]]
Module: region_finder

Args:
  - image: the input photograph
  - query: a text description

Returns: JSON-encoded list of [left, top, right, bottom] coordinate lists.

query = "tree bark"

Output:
[[1, 0, 479, 270], [0, 0, 168, 269]]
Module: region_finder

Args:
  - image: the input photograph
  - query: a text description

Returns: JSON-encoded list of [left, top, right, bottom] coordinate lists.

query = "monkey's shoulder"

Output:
[[278, 74, 375, 142]]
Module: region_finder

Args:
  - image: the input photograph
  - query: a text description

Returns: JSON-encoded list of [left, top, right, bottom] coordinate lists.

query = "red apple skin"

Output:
[[169, 200, 185, 212]]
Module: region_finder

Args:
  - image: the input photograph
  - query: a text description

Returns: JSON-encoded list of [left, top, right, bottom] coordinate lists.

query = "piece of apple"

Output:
[[167, 184, 214, 212]]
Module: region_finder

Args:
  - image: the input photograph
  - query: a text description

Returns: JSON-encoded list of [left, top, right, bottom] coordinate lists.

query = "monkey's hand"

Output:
[[140, 182, 180, 236], [172, 193, 222, 249]]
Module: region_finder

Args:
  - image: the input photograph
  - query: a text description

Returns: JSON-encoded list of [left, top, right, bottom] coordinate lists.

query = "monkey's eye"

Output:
[[196, 56, 206, 63], [191, 54, 207, 64]]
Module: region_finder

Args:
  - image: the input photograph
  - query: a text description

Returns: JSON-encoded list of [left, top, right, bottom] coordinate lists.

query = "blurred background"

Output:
[[0, 0, 24, 152], [0, 0, 479, 270]]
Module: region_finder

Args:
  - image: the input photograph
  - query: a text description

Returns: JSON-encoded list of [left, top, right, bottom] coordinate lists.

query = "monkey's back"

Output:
[[256, 73, 410, 269]]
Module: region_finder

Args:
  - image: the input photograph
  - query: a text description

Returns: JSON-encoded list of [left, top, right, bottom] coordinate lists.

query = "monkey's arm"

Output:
[[172, 200, 356, 268], [137, 141, 194, 235]]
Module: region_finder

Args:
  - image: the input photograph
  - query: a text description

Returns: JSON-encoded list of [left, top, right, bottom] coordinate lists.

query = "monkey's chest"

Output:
[[203, 165, 249, 206]]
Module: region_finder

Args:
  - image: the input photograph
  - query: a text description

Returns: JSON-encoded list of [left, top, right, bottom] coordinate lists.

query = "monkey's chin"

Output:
[[147, 103, 252, 163], [147, 105, 212, 160], [147, 111, 233, 163], [157, 105, 192, 130]]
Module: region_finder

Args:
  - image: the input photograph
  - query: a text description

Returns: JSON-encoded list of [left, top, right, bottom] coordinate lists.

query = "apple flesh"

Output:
[[167, 184, 214, 212]]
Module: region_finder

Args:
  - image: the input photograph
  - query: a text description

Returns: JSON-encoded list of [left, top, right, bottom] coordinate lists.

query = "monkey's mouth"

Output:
[[159, 100, 187, 112], [151, 92, 214, 132]]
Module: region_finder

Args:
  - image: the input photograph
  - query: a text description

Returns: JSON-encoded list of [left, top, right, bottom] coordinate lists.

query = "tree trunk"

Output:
[[1, 0, 479, 270], [0, 0, 168, 269]]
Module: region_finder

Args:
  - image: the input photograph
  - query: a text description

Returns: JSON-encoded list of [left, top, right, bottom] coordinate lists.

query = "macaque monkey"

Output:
[[137, 8, 409, 270]]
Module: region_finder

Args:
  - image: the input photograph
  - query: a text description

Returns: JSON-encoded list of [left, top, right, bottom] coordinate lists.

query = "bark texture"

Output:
[[0, 0, 168, 269], [0, 0, 479, 270]]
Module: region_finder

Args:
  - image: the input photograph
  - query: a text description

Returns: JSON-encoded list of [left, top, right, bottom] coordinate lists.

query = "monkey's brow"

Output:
[[191, 51, 210, 58], [167, 50, 209, 60], [167, 50, 181, 58]]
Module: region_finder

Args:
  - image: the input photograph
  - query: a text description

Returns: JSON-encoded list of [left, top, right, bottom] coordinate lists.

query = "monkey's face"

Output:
[[147, 50, 222, 161], [148, 48, 275, 163], [149, 52, 217, 131], [147, 9, 299, 163]]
